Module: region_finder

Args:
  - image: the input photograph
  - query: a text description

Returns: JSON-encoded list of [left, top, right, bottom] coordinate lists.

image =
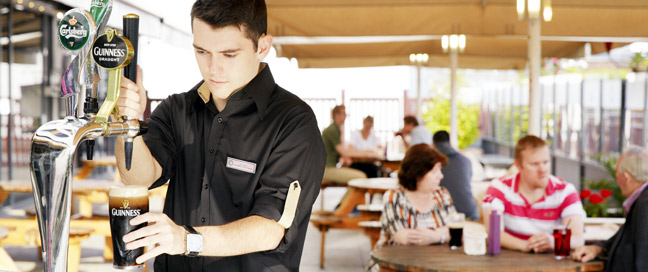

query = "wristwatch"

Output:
[[183, 225, 203, 257]]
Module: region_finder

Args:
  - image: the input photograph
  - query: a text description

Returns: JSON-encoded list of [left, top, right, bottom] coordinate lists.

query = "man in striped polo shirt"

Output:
[[482, 135, 585, 253]]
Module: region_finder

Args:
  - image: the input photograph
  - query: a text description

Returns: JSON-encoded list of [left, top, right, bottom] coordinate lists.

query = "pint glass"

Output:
[[109, 185, 149, 270], [448, 212, 465, 250], [552, 225, 571, 260]]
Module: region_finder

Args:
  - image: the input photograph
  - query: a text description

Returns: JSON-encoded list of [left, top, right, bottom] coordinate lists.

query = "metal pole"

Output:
[[551, 74, 557, 175], [450, 49, 459, 147], [41, 14, 52, 125], [528, 18, 542, 136], [7, 2, 13, 180], [598, 79, 604, 154], [619, 80, 627, 152], [0, 3, 3, 180], [416, 64, 422, 122], [579, 80, 585, 191], [643, 75, 648, 147]]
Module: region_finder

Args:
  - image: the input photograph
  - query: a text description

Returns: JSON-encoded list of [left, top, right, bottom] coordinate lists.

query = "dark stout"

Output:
[[109, 185, 148, 270]]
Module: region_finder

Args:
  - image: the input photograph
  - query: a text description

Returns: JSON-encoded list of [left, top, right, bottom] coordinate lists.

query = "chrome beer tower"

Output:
[[29, 0, 146, 271]]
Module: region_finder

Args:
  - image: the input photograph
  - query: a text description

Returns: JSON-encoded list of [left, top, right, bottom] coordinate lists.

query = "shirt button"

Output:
[[204, 184, 209, 189], [201, 217, 206, 223], [217, 117, 223, 123], [209, 147, 214, 153]]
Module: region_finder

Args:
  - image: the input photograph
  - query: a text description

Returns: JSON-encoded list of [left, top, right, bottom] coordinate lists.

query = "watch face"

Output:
[[187, 233, 203, 253]]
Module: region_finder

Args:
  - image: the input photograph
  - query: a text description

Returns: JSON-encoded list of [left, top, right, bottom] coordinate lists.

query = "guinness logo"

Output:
[[91, 29, 134, 69], [122, 199, 130, 209]]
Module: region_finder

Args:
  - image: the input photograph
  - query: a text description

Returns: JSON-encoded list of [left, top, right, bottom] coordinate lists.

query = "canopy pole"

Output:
[[528, 18, 542, 137], [416, 63, 422, 122], [450, 49, 459, 147]]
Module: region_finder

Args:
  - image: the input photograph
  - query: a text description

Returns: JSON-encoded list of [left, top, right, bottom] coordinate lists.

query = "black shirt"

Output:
[[143, 64, 326, 271]]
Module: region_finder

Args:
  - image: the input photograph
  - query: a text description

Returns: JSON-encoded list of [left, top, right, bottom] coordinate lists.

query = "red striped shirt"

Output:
[[483, 173, 585, 239]]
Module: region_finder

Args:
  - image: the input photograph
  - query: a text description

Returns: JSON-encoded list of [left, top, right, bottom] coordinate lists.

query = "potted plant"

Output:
[[630, 52, 648, 72]]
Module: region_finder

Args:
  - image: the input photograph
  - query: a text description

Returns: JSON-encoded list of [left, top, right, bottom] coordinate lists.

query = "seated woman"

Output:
[[367, 144, 456, 271]]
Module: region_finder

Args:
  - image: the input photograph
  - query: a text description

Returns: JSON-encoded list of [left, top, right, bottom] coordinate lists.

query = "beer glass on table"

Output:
[[109, 185, 149, 270], [448, 212, 465, 250]]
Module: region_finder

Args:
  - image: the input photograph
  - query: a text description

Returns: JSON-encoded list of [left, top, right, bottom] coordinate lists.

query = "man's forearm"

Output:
[[115, 136, 160, 187], [195, 215, 285, 257], [501, 231, 528, 251]]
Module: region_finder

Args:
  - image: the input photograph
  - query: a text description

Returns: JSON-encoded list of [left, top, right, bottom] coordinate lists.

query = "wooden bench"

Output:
[[310, 214, 342, 269], [0, 226, 20, 272], [359, 220, 382, 247]]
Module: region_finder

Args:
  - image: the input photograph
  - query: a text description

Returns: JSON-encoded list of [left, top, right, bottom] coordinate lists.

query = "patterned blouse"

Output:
[[367, 187, 456, 271], [377, 187, 456, 247]]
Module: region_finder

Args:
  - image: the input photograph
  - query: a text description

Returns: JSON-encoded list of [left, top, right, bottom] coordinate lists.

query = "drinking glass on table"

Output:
[[448, 212, 465, 250], [552, 225, 571, 260]]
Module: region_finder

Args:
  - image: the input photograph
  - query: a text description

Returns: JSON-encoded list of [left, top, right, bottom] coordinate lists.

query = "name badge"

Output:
[[226, 157, 256, 174]]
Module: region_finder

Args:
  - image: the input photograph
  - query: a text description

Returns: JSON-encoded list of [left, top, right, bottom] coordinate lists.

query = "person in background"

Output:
[[321, 105, 376, 186], [432, 130, 479, 220], [572, 146, 648, 271], [350, 116, 382, 178], [367, 144, 455, 271], [482, 135, 585, 253], [398, 116, 431, 148]]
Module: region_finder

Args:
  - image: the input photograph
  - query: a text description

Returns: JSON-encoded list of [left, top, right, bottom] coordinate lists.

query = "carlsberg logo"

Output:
[[93, 47, 126, 57], [111, 208, 141, 217], [92, 0, 106, 7], [60, 24, 88, 39]]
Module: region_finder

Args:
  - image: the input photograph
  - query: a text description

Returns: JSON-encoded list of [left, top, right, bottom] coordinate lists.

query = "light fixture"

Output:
[[409, 53, 428, 64], [17, 0, 24, 4], [28, 2, 35, 9], [56, 11, 64, 19], [442, 34, 466, 53], [38, 6, 44, 12], [517, 0, 552, 21], [543, 0, 553, 21]]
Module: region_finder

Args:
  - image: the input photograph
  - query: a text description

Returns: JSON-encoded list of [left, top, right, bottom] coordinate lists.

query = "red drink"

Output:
[[552, 227, 571, 260]]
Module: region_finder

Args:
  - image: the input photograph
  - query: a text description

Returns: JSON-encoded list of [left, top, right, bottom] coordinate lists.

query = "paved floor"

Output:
[[2, 166, 371, 272]]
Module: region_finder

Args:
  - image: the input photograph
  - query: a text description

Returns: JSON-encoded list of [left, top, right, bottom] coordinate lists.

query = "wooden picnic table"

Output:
[[372, 244, 604, 272]]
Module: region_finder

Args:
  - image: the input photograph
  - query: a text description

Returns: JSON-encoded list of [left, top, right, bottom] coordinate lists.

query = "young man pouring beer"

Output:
[[114, 0, 326, 270]]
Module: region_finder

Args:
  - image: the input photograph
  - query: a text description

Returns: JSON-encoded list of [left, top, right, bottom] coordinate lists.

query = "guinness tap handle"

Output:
[[123, 14, 139, 82]]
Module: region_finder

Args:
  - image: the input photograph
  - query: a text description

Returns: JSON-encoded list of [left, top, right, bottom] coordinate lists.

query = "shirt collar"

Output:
[[189, 63, 276, 119], [623, 182, 648, 213]]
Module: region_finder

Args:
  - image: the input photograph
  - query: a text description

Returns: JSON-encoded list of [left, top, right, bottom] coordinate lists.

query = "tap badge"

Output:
[[91, 29, 134, 70], [58, 10, 91, 51]]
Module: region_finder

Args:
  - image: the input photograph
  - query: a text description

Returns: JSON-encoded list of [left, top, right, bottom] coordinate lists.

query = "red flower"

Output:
[[589, 193, 604, 204], [601, 189, 612, 198], [580, 189, 591, 199]]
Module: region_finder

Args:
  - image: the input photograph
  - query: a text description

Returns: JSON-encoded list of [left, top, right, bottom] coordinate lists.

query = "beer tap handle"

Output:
[[124, 139, 133, 170], [123, 14, 139, 83]]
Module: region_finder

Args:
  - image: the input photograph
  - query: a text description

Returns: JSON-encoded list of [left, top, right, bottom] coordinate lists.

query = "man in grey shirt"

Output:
[[400, 116, 432, 148], [433, 130, 479, 220]]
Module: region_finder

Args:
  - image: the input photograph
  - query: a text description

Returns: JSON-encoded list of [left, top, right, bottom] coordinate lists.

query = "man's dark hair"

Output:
[[190, 0, 267, 50], [331, 105, 345, 119], [403, 116, 418, 126], [398, 144, 448, 191], [433, 130, 450, 144]]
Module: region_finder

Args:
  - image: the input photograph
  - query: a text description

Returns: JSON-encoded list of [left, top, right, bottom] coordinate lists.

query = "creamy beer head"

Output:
[[109, 185, 148, 198], [109, 185, 148, 269]]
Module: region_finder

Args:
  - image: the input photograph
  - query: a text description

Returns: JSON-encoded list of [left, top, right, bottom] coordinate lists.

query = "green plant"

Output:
[[422, 90, 480, 149], [581, 154, 626, 217], [630, 52, 648, 72]]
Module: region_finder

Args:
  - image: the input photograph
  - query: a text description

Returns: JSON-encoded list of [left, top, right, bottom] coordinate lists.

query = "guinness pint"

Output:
[[109, 185, 148, 270]]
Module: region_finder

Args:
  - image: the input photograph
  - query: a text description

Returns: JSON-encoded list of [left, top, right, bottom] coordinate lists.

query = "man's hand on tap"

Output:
[[123, 212, 186, 264], [118, 65, 147, 119]]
